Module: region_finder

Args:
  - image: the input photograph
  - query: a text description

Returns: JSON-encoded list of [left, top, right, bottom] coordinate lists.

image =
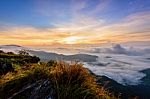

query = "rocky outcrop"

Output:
[[8, 79, 53, 99]]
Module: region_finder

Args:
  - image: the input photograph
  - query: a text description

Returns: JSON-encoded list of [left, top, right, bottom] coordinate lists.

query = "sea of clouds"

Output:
[[1, 44, 150, 85], [84, 44, 150, 85]]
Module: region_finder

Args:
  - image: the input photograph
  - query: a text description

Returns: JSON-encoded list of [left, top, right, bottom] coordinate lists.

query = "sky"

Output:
[[0, 0, 150, 46]]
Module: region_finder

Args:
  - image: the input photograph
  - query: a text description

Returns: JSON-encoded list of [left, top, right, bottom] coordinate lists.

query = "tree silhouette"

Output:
[[18, 50, 29, 56]]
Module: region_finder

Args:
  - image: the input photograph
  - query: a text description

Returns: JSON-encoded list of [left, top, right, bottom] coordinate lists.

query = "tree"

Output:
[[0, 50, 4, 53], [18, 50, 29, 56], [7, 52, 14, 55]]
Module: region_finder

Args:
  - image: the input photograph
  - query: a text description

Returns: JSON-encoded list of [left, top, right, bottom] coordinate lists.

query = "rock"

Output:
[[8, 79, 53, 99]]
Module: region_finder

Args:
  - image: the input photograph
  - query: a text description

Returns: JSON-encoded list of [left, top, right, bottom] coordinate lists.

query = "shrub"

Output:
[[7, 52, 14, 55], [0, 50, 4, 53], [0, 51, 40, 66], [47, 60, 58, 67], [0, 58, 14, 75]]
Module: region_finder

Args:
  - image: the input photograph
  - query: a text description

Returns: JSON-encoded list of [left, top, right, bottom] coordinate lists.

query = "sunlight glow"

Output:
[[62, 37, 81, 44]]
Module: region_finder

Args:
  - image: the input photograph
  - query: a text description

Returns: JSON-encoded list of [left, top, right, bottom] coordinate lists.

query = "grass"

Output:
[[50, 62, 99, 99], [0, 64, 49, 98], [0, 60, 118, 99]]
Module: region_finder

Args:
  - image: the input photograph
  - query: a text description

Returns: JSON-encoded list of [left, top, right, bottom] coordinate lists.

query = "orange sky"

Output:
[[0, 11, 150, 46]]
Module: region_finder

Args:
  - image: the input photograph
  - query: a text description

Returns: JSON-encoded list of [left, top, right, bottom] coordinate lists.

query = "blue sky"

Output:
[[0, 0, 149, 28], [0, 0, 150, 45]]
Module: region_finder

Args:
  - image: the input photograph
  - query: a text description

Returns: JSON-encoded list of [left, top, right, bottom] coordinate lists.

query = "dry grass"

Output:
[[49, 61, 117, 99], [0, 61, 118, 99]]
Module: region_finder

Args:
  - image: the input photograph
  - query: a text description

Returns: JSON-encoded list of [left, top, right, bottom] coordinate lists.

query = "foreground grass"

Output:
[[0, 62, 117, 99], [0, 64, 49, 98]]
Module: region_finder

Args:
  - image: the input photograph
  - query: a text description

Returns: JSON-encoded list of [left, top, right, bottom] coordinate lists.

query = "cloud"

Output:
[[71, 0, 88, 11], [90, 0, 112, 15], [34, 0, 150, 39], [110, 11, 150, 32], [85, 44, 150, 85], [90, 44, 150, 56], [0, 10, 150, 45]]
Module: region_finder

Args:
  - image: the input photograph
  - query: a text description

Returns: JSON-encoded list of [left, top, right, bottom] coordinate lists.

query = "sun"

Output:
[[63, 36, 81, 44]]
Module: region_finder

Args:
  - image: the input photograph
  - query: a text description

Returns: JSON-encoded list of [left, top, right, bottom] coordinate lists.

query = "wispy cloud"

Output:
[[90, 0, 112, 15], [0, 10, 150, 45]]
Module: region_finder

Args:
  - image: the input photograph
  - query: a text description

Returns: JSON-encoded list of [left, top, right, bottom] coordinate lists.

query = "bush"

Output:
[[47, 60, 57, 67], [0, 51, 40, 66], [0, 50, 4, 53], [0, 58, 14, 75], [7, 52, 14, 55]]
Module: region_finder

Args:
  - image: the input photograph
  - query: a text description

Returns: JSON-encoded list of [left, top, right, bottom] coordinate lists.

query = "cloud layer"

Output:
[[0, 0, 150, 45]]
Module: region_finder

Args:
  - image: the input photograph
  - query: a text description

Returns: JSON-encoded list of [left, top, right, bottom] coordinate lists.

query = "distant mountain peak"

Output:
[[3, 44, 22, 47]]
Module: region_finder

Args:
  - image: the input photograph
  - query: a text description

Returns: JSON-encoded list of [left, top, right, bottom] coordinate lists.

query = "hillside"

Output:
[[0, 45, 98, 62], [0, 45, 150, 99], [1, 51, 150, 99], [0, 51, 118, 99]]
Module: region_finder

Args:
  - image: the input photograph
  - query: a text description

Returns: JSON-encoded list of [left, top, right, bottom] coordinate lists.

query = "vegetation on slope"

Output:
[[0, 50, 40, 75], [0, 51, 117, 99]]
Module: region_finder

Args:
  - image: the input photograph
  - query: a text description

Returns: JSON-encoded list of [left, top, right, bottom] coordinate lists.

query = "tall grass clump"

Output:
[[49, 62, 115, 99]]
